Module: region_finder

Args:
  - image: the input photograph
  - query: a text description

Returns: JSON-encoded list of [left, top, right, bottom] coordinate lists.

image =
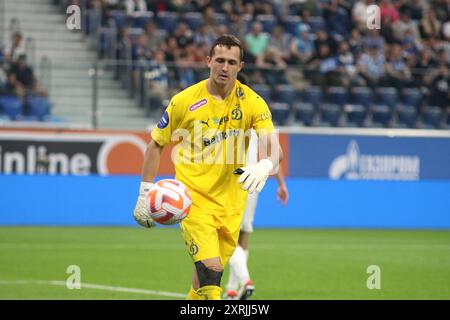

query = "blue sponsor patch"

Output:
[[157, 111, 169, 129]]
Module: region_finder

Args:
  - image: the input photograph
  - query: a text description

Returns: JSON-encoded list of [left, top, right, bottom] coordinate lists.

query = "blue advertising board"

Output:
[[289, 134, 450, 180]]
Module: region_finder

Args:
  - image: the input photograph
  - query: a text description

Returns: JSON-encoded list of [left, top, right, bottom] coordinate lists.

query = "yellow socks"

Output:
[[196, 285, 222, 300], [187, 286, 203, 300]]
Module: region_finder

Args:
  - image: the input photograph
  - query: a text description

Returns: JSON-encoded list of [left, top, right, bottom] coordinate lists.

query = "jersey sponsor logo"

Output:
[[236, 86, 245, 99], [157, 111, 169, 129], [203, 129, 241, 147], [329, 140, 420, 180], [189, 98, 207, 111], [231, 105, 242, 120], [213, 115, 229, 125], [0, 131, 147, 175]]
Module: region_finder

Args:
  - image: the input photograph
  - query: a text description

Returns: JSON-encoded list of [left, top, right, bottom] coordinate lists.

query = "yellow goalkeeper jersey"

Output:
[[151, 79, 274, 214]]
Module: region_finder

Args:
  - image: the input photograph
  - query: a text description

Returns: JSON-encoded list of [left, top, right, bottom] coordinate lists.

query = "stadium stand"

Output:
[[1, 0, 448, 129]]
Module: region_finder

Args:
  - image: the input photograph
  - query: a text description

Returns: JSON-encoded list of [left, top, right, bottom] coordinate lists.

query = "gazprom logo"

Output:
[[329, 140, 420, 180]]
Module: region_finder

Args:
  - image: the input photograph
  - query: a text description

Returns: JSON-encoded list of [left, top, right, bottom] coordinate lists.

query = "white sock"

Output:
[[226, 250, 239, 292], [228, 245, 250, 288]]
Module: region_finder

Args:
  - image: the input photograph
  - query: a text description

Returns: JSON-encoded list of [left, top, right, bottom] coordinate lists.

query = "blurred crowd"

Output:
[[85, 0, 449, 109], [0, 32, 48, 102]]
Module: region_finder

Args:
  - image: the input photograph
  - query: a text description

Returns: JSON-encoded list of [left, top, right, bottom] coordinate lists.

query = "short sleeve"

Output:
[[151, 97, 182, 146], [250, 95, 275, 135]]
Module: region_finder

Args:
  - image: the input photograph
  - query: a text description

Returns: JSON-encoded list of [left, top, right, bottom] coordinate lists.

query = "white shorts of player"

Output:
[[240, 192, 258, 233]]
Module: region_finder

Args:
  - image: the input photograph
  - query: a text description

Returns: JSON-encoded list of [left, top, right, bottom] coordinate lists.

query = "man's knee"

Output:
[[195, 261, 223, 287]]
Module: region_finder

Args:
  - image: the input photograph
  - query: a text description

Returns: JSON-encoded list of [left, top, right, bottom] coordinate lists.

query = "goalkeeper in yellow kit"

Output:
[[133, 35, 283, 300]]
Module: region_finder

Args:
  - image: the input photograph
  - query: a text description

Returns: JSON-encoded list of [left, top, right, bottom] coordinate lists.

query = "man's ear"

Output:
[[238, 61, 245, 72], [206, 56, 211, 68]]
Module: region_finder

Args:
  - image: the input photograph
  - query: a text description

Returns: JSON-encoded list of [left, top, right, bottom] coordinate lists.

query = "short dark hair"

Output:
[[209, 34, 243, 61]]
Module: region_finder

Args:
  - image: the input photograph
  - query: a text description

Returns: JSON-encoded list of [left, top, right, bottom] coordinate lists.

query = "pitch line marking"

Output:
[[0, 280, 186, 298]]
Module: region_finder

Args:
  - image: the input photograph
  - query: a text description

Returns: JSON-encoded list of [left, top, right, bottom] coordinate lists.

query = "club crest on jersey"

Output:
[[232, 105, 242, 120], [236, 86, 245, 99], [189, 240, 199, 256], [189, 98, 207, 111], [157, 111, 169, 129]]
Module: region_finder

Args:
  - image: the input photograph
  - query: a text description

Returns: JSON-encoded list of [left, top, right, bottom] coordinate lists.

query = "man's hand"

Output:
[[236, 159, 273, 193], [133, 182, 156, 228], [277, 183, 289, 206]]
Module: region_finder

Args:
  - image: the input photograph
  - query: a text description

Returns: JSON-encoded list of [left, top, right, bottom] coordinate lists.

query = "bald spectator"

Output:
[[245, 22, 269, 66]]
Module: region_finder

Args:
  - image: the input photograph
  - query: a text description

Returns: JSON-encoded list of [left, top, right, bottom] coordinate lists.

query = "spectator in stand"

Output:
[[143, 21, 164, 56], [174, 21, 194, 49], [290, 25, 314, 65], [245, 22, 269, 67], [414, 49, 436, 88], [267, 25, 291, 67], [362, 29, 385, 54], [428, 63, 450, 109], [163, 35, 182, 62], [419, 9, 442, 40], [348, 28, 363, 58], [357, 44, 386, 88], [380, 14, 397, 45], [5, 32, 26, 64], [125, 0, 147, 16], [393, 9, 422, 49], [384, 43, 413, 90], [228, 12, 249, 42], [8, 54, 47, 100], [335, 41, 362, 87], [176, 51, 196, 89], [146, 50, 169, 114], [323, 0, 352, 39], [379, 0, 400, 24], [193, 24, 215, 48], [315, 29, 338, 55]]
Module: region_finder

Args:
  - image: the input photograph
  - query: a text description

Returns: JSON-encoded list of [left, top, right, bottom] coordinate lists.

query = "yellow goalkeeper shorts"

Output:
[[180, 209, 242, 266]]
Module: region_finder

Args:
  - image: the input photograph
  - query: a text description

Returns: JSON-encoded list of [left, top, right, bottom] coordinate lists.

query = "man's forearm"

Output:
[[142, 140, 163, 183]]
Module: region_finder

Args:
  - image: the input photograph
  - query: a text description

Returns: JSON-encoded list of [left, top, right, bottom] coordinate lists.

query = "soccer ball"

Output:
[[146, 179, 192, 225]]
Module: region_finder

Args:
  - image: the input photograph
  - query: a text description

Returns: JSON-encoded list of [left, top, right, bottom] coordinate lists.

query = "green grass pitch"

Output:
[[0, 227, 449, 300]]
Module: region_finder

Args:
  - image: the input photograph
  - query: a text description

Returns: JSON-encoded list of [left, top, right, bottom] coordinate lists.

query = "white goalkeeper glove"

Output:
[[133, 182, 156, 228], [236, 158, 274, 193]]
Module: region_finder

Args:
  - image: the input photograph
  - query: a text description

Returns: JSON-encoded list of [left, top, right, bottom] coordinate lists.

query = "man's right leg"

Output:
[[195, 257, 223, 300]]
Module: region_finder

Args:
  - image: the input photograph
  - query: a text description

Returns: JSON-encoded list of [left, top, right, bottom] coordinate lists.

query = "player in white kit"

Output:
[[224, 130, 289, 300]]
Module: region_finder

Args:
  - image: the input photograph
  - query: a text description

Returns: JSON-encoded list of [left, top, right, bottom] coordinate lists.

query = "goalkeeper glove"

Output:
[[133, 182, 156, 228], [236, 158, 274, 193]]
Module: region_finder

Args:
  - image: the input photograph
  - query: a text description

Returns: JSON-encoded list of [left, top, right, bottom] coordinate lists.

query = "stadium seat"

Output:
[[0, 96, 22, 120], [327, 86, 349, 105], [343, 104, 367, 127], [256, 14, 278, 33], [294, 102, 316, 126], [283, 15, 301, 35], [302, 86, 323, 107], [252, 84, 272, 102], [28, 97, 51, 121], [402, 88, 423, 108], [270, 102, 291, 126], [396, 105, 418, 128], [320, 103, 341, 127], [352, 87, 374, 107], [157, 11, 179, 34], [422, 106, 443, 129], [377, 87, 398, 110], [183, 12, 202, 31], [275, 84, 297, 107], [371, 104, 392, 127], [131, 11, 154, 28]]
